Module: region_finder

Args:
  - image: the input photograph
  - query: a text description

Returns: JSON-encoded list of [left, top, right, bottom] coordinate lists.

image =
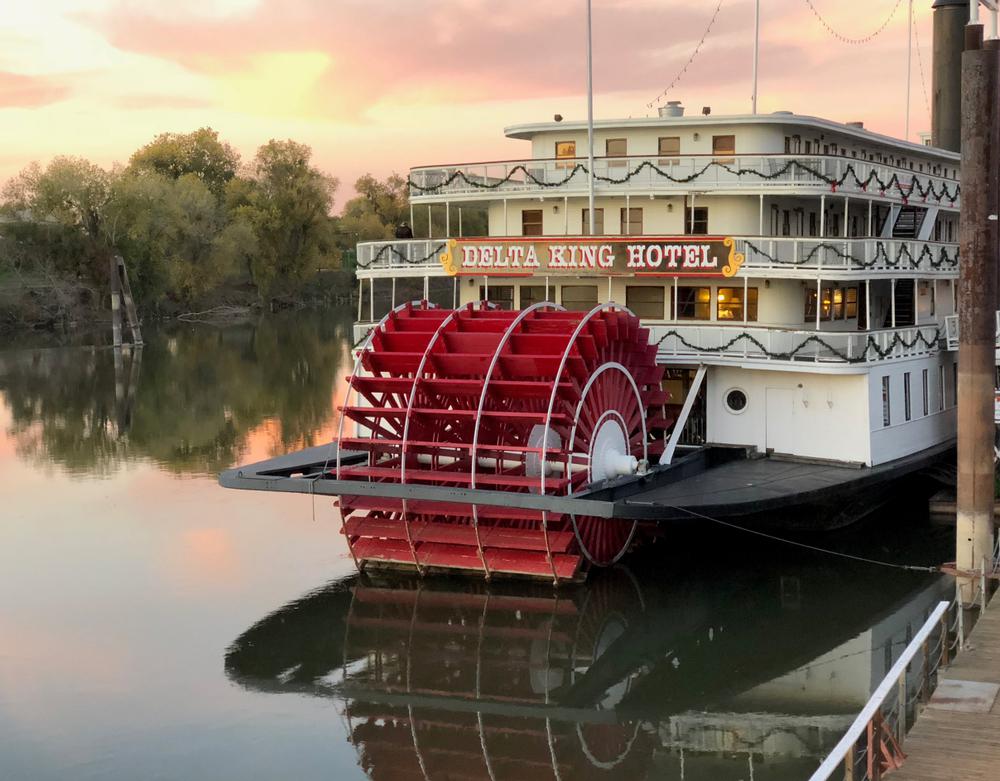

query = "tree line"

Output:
[[0, 128, 457, 327]]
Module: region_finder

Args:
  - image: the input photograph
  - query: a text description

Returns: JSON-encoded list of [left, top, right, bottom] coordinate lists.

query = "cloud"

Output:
[[0, 71, 70, 107], [113, 93, 213, 110]]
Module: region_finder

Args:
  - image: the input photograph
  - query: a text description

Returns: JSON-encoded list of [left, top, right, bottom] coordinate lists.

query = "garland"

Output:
[[741, 239, 959, 270], [654, 327, 941, 364], [409, 159, 960, 204], [356, 242, 447, 269]]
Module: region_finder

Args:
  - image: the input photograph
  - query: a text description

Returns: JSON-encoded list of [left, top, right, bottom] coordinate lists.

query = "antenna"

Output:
[[586, 0, 595, 236]]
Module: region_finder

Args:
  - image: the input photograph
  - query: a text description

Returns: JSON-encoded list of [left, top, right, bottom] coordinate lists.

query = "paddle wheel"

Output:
[[334, 300, 669, 583]]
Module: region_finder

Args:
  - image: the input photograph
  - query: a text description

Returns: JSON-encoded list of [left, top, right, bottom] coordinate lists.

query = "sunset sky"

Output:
[[2, 0, 934, 208]]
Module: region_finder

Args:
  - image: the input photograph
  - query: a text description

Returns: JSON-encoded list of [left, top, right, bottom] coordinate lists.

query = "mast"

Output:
[[586, 0, 596, 236], [752, 0, 761, 114], [905, 0, 913, 140]]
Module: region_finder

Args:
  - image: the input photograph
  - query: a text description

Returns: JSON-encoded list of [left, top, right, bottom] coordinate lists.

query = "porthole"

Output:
[[725, 388, 748, 414]]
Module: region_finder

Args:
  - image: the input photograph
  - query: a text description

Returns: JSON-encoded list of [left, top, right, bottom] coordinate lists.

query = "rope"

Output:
[[802, 0, 905, 45], [646, 0, 725, 109], [663, 503, 940, 573], [913, 13, 933, 125]]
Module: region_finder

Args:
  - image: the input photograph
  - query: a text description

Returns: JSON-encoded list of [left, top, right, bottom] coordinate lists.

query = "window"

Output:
[[556, 140, 576, 168], [882, 376, 891, 427], [582, 208, 604, 235], [606, 138, 627, 167], [658, 136, 680, 164], [480, 285, 514, 310], [904, 372, 912, 421], [560, 285, 599, 312], [676, 287, 712, 320], [952, 361, 958, 408], [712, 134, 736, 162], [685, 206, 709, 235], [805, 286, 858, 321], [725, 389, 748, 413], [939, 365, 946, 411], [809, 212, 818, 237], [922, 369, 929, 416], [521, 209, 543, 236], [520, 285, 548, 309], [626, 286, 665, 319], [620, 207, 643, 235], [716, 287, 758, 321]]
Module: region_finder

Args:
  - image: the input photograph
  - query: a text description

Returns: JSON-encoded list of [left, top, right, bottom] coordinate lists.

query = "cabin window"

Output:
[[904, 372, 912, 421], [555, 140, 577, 168], [808, 212, 818, 237], [560, 285, 599, 312], [952, 361, 958, 407], [676, 287, 712, 320], [922, 369, 929, 416], [520, 285, 548, 309], [882, 376, 891, 427], [480, 285, 514, 310], [685, 206, 709, 235], [939, 366, 946, 410], [784, 136, 792, 154], [626, 286, 665, 319], [582, 208, 604, 235], [712, 134, 736, 162], [521, 209, 544, 236], [805, 286, 857, 321], [606, 138, 627, 167], [620, 207, 643, 235], [659, 136, 681, 164], [717, 287, 758, 321], [804, 140, 812, 154], [725, 389, 748, 414], [781, 210, 791, 237]]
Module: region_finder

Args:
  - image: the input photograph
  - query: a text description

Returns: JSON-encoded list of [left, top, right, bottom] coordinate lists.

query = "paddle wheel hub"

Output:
[[334, 300, 669, 582]]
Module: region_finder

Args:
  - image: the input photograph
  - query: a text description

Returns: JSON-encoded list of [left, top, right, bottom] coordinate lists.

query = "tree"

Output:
[[246, 140, 338, 299], [128, 128, 240, 196]]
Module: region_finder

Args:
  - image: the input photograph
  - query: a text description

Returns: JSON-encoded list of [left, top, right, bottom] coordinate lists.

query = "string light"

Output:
[[802, 0, 905, 45], [646, 0, 725, 109]]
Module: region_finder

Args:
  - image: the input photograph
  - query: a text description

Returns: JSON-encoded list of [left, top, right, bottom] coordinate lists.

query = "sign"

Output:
[[438, 237, 744, 278]]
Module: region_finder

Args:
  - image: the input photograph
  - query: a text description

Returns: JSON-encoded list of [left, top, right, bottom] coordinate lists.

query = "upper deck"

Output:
[[408, 112, 961, 209]]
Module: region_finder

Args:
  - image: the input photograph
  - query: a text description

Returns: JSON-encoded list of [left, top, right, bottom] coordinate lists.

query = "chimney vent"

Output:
[[659, 101, 685, 118], [846, 121, 865, 129]]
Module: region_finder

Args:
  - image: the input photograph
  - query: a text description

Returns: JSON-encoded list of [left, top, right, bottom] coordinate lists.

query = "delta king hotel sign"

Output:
[[438, 237, 744, 278]]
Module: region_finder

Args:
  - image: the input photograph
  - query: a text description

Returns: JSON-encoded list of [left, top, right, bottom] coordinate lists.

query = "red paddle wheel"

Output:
[[334, 300, 668, 582]]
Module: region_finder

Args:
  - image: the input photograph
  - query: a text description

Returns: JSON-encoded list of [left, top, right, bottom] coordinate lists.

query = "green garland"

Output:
[[409, 159, 960, 203], [741, 239, 958, 270], [356, 242, 447, 269], [654, 327, 941, 364]]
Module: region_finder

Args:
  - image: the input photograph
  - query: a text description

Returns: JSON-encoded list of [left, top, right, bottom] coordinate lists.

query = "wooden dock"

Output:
[[892, 602, 1000, 781]]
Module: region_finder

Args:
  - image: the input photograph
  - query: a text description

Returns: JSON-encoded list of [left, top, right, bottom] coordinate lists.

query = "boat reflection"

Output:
[[226, 555, 953, 781]]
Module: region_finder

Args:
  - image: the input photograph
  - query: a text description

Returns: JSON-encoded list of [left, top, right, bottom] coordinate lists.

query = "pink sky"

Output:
[[1, 0, 933, 208]]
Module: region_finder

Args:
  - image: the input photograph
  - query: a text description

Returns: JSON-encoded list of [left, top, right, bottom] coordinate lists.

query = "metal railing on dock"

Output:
[[808, 598, 960, 781]]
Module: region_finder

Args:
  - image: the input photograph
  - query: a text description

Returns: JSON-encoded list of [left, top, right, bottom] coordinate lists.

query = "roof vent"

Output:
[[847, 121, 865, 129], [659, 101, 685, 118], [772, 110, 794, 116]]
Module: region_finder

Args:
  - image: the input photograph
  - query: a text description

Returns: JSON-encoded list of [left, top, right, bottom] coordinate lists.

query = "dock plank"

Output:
[[892, 603, 1000, 781]]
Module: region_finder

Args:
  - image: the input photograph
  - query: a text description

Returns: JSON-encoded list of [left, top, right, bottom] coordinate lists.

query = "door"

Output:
[[765, 388, 796, 455]]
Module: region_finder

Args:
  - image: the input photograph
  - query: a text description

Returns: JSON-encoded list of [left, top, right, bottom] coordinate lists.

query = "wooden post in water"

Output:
[[956, 21, 998, 604]]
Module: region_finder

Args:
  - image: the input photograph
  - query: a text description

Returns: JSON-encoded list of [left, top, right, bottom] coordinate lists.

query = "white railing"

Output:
[[355, 237, 959, 277], [808, 600, 956, 781], [408, 154, 961, 206], [650, 324, 941, 365], [943, 310, 1000, 351]]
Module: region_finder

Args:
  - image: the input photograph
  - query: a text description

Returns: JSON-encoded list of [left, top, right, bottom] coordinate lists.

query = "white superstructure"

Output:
[[354, 109, 961, 468]]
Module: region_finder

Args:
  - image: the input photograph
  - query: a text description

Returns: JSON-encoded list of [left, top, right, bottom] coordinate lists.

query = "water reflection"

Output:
[[226, 552, 952, 781], [0, 309, 353, 476]]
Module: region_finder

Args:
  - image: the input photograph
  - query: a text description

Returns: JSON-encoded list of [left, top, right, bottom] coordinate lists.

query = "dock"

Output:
[[893, 603, 1000, 781]]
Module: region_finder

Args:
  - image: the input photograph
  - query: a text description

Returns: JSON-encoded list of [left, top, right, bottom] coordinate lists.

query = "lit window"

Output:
[[717, 288, 758, 322], [712, 134, 736, 163], [556, 141, 576, 168], [676, 287, 712, 320]]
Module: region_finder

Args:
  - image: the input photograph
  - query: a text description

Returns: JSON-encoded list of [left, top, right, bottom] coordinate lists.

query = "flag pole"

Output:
[[586, 0, 596, 236], [752, 0, 761, 113]]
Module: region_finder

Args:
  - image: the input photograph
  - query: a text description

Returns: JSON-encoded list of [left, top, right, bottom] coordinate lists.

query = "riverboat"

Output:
[[221, 104, 964, 582]]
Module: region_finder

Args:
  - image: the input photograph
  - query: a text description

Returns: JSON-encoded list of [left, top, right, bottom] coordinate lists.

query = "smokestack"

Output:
[[932, 0, 967, 151]]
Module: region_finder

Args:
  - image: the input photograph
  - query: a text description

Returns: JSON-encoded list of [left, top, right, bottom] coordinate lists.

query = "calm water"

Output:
[[0, 309, 955, 781]]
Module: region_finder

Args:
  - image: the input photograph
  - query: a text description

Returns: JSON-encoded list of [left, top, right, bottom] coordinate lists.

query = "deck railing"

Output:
[[808, 599, 957, 781], [943, 310, 1000, 350], [650, 324, 941, 365], [355, 237, 959, 276], [407, 154, 961, 206]]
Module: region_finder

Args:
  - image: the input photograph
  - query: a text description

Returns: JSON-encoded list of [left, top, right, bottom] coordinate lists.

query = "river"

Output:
[[0, 308, 956, 780]]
